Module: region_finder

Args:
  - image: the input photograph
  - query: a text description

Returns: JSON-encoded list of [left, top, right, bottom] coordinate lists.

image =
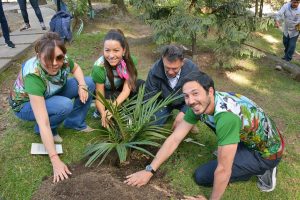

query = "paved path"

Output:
[[0, 4, 56, 72]]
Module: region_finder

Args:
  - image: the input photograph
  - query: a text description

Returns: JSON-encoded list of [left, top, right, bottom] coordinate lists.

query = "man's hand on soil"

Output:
[[124, 170, 153, 187]]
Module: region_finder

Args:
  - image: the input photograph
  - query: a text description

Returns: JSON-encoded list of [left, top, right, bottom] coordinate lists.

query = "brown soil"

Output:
[[32, 152, 183, 200]]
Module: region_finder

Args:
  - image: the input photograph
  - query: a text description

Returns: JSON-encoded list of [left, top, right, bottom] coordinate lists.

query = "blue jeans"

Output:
[[153, 104, 188, 125], [0, 1, 10, 43], [17, 0, 44, 24], [52, 0, 68, 12], [15, 77, 95, 135], [283, 34, 299, 61], [194, 143, 281, 186]]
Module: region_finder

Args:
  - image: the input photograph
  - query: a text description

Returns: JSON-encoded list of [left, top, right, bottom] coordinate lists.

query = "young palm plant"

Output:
[[84, 85, 182, 167]]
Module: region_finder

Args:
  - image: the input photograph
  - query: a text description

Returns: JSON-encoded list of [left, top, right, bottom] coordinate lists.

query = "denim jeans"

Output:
[[153, 104, 188, 126], [194, 143, 281, 186], [283, 34, 299, 61], [0, 1, 10, 43], [15, 77, 95, 135], [99, 79, 144, 99], [52, 0, 68, 12], [17, 0, 44, 24]]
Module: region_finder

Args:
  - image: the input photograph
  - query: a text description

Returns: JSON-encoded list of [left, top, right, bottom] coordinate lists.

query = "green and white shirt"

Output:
[[10, 56, 75, 112], [91, 55, 137, 90], [184, 91, 282, 158]]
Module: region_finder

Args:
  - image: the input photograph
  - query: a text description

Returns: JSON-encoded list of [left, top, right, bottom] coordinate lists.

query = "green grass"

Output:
[[247, 27, 300, 66], [0, 23, 300, 200]]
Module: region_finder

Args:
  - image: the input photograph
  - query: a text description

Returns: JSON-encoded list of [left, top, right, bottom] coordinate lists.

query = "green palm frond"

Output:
[[125, 144, 155, 157], [85, 85, 180, 166], [116, 144, 128, 163], [85, 142, 116, 167]]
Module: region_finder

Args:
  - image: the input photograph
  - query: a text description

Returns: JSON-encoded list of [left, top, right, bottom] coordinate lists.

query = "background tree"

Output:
[[131, 0, 273, 68], [111, 0, 128, 14]]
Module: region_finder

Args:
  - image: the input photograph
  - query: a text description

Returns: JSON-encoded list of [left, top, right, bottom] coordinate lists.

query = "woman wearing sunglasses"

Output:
[[91, 29, 144, 128], [9, 32, 95, 183]]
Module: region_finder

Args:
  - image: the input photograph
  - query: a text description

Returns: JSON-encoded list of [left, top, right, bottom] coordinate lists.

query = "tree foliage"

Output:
[[131, 0, 273, 68]]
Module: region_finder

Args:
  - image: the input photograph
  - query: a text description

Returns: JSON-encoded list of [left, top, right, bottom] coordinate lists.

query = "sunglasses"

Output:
[[55, 54, 65, 62]]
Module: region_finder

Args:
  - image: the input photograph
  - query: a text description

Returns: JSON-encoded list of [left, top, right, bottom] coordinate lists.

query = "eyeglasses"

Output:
[[55, 54, 65, 62]]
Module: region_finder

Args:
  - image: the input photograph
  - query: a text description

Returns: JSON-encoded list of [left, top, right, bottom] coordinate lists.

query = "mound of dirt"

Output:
[[32, 153, 182, 200]]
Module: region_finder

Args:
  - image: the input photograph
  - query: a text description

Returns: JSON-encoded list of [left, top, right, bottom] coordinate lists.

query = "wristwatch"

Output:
[[145, 165, 156, 174]]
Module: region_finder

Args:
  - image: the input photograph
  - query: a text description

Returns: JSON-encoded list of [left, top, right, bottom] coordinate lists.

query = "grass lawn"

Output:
[[247, 27, 300, 65], [0, 21, 299, 200]]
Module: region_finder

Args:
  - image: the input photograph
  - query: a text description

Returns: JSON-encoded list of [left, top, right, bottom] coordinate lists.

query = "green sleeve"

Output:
[[183, 107, 198, 125], [66, 55, 75, 71], [91, 64, 106, 84], [24, 74, 46, 96], [131, 55, 138, 68], [215, 112, 241, 146]]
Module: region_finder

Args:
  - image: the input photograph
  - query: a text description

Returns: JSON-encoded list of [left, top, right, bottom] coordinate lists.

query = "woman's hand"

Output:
[[78, 85, 89, 104], [101, 110, 112, 128], [101, 114, 108, 128], [50, 155, 72, 183]]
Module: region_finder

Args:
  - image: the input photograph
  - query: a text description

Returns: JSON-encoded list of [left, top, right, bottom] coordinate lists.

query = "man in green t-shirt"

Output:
[[125, 71, 284, 199]]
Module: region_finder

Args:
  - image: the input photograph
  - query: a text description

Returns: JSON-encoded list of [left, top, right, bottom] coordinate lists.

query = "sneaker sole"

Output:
[[260, 167, 277, 192], [20, 28, 31, 31], [5, 45, 15, 48]]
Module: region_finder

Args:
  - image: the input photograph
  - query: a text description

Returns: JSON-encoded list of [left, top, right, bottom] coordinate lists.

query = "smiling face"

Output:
[[162, 57, 183, 78], [183, 81, 215, 115], [291, 0, 300, 8], [103, 39, 126, 67], [39, 46, 65, 75]]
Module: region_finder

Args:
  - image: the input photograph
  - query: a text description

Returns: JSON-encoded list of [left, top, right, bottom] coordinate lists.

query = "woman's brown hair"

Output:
[[103, 29, 137, 91], [35, 32, 66, 68]]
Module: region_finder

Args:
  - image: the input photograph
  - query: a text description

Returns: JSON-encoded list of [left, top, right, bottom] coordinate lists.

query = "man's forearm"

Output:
[[210, 167, 231, 200], [150, 136, 181, 171]]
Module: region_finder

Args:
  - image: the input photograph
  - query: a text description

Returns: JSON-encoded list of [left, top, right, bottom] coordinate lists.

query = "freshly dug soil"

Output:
[[32, 152, 182, 200]]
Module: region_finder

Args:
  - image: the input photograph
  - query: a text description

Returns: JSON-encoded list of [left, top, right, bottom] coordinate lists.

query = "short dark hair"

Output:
[[161, 45, 184, 62], [182, 70, 215, 93]]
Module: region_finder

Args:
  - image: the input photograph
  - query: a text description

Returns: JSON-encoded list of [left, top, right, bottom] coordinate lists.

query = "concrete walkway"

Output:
[[0, 4, 56, 73]]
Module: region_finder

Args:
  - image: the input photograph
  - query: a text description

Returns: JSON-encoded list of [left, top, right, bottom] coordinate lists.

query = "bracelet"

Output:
[[49, 154, 58, 159], [78, 84, 88, 87]]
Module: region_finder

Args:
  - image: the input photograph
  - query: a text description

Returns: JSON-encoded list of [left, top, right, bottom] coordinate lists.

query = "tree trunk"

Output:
[[191, 32, 196, 60], [38, 0, 47, 5], [88, 0, 92, 9], [259, 0, 264, 17], [255, 0, 259, 16], [111, 0, 128, 14]]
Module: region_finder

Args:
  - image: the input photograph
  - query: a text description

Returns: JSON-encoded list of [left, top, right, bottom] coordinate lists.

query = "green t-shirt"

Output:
[[183, 91, 281, 157], [24, 74, 46, 96], [184, 109, 241, 146], [23, 57, 75, 97], [91, 55, 137, 89], [10, 56, 74, 112]]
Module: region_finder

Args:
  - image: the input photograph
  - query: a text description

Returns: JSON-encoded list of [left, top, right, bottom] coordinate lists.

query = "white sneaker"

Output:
[[40, 22, 46, 30], [20, 23, 31, 31], [53, 134, 63, 143], [257, 167, 277, 192], [80, 125, 95, 133]]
